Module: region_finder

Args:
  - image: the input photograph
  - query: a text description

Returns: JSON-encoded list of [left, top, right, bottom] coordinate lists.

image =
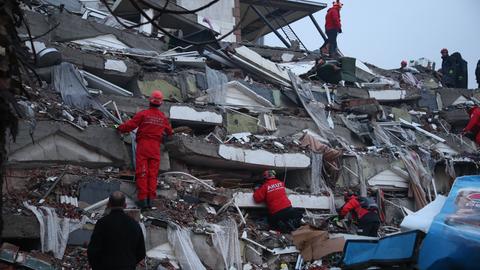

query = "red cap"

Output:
[[148, 90, 164, 105]]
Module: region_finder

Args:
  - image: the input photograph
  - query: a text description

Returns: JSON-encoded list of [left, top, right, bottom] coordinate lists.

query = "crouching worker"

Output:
[[340, 192, 380, 237], [253, 170, 304, 233]]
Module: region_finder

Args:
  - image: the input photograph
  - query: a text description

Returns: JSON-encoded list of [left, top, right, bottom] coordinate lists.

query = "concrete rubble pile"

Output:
[[3, 0, 480, 269]]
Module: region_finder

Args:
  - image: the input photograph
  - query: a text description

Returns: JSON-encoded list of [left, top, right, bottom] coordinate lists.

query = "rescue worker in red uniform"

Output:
[[324, 1, 342, 58], [117, 90, 173, 209], [463, 105, 480, 145], [340, 192, 380, 237], [253, 170, 303, 233]]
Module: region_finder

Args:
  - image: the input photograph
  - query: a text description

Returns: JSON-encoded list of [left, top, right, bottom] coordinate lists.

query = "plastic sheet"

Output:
[[52, 63, 121, 123], [418, 176, 480, 270], [210, 218, 242, 269], [52, 62, 96, 111], [167, 224, 206, 270], [206, 66, 228, 104], [23, 202, 88, 259], [400, 195, 447, 233]]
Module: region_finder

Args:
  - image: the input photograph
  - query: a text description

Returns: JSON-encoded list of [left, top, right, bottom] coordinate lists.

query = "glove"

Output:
[[338, 28, 342, 33], [112, 124, 119, 129]]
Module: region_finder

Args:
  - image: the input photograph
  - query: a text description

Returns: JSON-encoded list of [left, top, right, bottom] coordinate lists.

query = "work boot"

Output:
[[146, 198, 151, 209], [136, 199, 148, 210]]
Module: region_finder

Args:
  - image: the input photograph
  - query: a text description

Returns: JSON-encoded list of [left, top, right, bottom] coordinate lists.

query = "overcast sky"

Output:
[[265, 0, 480, 88]]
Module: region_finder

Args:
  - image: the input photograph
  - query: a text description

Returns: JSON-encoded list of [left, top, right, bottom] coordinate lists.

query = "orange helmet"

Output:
[[148, 90, 164, 105], [263, 170, 276, 180]]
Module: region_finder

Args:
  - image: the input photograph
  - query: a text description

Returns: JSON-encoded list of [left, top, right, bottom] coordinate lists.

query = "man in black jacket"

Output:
[[88, 191, 146, 270]]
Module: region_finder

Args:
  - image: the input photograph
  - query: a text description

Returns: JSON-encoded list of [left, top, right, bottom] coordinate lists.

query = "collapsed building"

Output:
[[2, 0, 480, 269]]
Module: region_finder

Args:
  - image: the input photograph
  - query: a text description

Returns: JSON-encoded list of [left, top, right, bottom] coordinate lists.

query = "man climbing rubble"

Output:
[[463, 104, 480, 145], [87, 191, 146, 270], [339, 191, 380, 237], [324, 1, 343, 59], [117, 90, 173, 209], [253, 170, 304, 233]]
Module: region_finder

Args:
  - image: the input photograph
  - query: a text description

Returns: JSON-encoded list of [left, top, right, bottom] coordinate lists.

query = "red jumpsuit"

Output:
[[118, 107, 173, 201], [325, 6, 341, 31], [253, 178, 292, 215], [464, 106, 480, 145]]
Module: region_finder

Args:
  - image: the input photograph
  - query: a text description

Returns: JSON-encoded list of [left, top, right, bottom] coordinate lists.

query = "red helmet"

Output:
[[148, 90, 164, 105], [262, 170, 276, 180], [440, 48, 448, 54], [401, 60, 407, 67]]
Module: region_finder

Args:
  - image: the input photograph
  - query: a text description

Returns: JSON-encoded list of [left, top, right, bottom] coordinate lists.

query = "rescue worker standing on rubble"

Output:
[[88, 191, 146, 270], [439, 48, 455, 88], [463, 105, 480, 145], [325, 1, 343, 59], [117, 90, 173, 209], [339, 191, 380, 237], [253, 170, 303, 233]]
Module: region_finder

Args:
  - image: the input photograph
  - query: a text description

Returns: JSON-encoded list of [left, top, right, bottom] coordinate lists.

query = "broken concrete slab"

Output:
[[368, 89, 420, 102], [234, 192, 330, 210], [229, 46, 291, 87], [169, 105, 223, 126], [2, 215, 40, 239], [78, 180, 121, 205], [198, 191, 229, 206], [48, 12, 164, 52], [7, 121, 129, 168], [218, 145, 311, 169], [167, 136, 311, 170]]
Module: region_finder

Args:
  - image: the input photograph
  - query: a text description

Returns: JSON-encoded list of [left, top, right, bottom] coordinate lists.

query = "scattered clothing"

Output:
[[118, 107, 173, 202], [87, 209, 146, 270]]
